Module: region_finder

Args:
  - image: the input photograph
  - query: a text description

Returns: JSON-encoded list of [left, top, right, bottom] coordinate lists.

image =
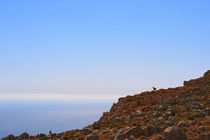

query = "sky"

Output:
[[0, 0, 209, 95]]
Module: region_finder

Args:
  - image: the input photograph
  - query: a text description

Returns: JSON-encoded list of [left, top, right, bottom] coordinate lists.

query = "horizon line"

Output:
[[0, 93, 129, 101]]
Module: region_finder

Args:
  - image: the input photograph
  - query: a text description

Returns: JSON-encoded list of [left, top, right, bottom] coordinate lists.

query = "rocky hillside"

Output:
[[2, 71, 210, 140]]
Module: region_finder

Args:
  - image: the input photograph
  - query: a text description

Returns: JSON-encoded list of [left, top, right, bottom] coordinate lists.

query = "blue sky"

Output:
[[0, 0, 209, 94]]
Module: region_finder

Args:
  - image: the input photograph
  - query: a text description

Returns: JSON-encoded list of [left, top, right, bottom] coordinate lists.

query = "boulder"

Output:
[[164, 126, 187, 140], [142, 125, 159, 136]]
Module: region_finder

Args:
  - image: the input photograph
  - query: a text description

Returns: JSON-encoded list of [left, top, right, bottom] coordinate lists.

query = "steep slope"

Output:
[[60, 70, 210, 140], [2, 70, 210, 140]]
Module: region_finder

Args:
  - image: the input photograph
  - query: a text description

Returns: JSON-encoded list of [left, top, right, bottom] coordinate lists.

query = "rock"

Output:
[[129, 112, 145, 118], [156, 105, 168, 111], [99, 128, 110, 135], [37, 133, 50, 140], [136, 116, 146, 121], [204, 108, 210, 115], [39, 137, 48, 140], [192, 87, 201, 92], [204, 70, 210, 77], [81, 128, 93, 135], [164, 121, 174, 129], [76, 136, 85, 140], [164, 108, 177, 117], [198, 133, 210, 140], [164, 111, 171, 118], [2, 134, 16, 140], [176, 121, 188, 128], [108, 134, 115, 140], [197, 126, 208, 134], [114, 126, 146, 140], [37, 133, 46, 137], [142, 125, 159, 136], [164, 126, 187, 140], [129, 135, 135, 140], [124, 126, 144, 138], [153, 111, 161, 118], [166, 99, 177, 105], [112, 128, 120, 133], [84, 132, 98, 140], [170, 108, 177, 116], [92, 122, 101, 129], [151, 135, 164, 140], [19, 132, 29, 139], [114, 130, 126, 140]]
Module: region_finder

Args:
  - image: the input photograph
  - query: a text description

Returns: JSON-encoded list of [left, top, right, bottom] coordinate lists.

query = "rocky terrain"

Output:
[[2, 70, 210, 140]]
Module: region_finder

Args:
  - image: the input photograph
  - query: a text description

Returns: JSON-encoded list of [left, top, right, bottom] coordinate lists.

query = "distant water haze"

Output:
[[0, 93, 128, 101], [0, 93, 127, 138]]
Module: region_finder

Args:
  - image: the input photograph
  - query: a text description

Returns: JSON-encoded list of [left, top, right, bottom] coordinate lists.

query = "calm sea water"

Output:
[[0, 99, 114, 138]]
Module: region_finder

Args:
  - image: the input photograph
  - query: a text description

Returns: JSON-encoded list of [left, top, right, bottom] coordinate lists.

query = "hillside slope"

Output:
[[2, 70, 210, 140]]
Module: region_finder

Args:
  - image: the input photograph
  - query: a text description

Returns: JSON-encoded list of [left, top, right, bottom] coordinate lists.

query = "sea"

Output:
[[0, 94, 126, 138]]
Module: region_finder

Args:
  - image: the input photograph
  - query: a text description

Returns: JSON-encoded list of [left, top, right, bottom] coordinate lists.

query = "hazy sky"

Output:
[[0, 0, 209, 94]]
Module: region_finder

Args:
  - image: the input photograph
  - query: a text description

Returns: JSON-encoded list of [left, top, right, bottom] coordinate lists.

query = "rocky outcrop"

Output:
[[164, 126, 187, 140]]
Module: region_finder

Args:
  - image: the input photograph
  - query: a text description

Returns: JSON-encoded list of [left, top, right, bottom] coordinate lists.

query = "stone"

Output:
[[81, 128, 93, 135], [129, 135, 135, 140], [37, 133, 46, 137], [164, 126, 187, 140], [92, 122, 101, 129], [129, 112, 145, 118], [156, 105, 168, 111], [39, 137, 48, 140], [153, 111, 161, 118], [198, 133, 210, 140], [108, 134, 115, 140], [114, 131, 126, 140], [151, 135, 164, 140], [197, 126, 207, 134], [99, 128, 110, 135], [112, 128, 120, 133], [166, 99, 177, 105], [142, 125, 159, 136], [84, 132, 98, 140], [124, 126, 144, 138], [176, 121, 188, 128], [204, 108, 210, 115], [170, 108, 177, 116], [19, 132, 29, 139], [2, 134, 16, 140]]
